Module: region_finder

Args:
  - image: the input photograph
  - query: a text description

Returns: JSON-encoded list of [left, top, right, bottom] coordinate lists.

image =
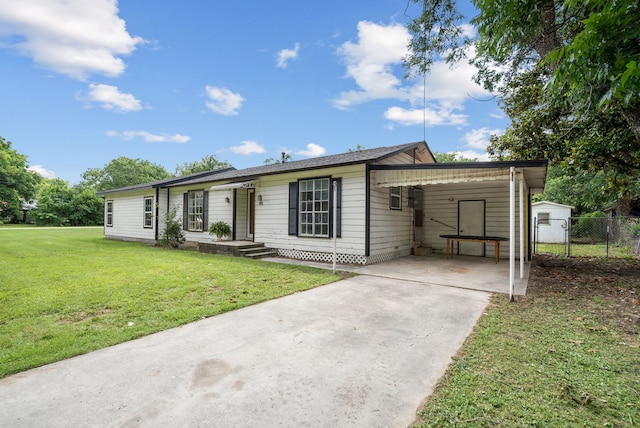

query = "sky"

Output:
[[0, 0, 507, 184]]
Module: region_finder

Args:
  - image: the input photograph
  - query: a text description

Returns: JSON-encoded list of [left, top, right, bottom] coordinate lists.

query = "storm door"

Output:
[[458, 200, 485, 256]]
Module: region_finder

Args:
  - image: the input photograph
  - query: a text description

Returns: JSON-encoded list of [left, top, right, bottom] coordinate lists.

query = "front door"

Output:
[[247, 188, 255, 240], [458, 200, 485, 256]]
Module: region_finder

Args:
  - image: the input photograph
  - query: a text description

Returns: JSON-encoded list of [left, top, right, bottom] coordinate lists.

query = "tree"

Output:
[[536, 166, 619, 215], [432, 151, 478, 163], [487, 67, 640, 174], [174, 155, 231, 176], [81, 157, 171, 192], [31, 178, 103, 226], [405, 0, 640, 176], [348, 145, 367, 152], [0, 136, 41, 223], [264, 152, 292, 165]]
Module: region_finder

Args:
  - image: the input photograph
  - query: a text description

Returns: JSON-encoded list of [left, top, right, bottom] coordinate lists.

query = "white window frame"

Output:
[[538, 212, 550, 225], [390, 186, 402, 210], [143, 196, 153, 228], [299, 177, 330, 237], [106, 200, 113, 227], [187, 190, 204, 231]]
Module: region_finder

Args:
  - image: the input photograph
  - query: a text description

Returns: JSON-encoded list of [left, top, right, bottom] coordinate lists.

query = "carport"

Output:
[[369, 160, 547, 300]]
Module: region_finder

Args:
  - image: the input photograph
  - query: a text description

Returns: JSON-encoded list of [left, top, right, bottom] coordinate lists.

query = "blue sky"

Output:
[[0, 0, 506, 184]]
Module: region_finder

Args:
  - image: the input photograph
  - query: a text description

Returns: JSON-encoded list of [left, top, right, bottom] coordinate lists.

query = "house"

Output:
[[100, 141, 547, 265], [531, 201, 573, 244]]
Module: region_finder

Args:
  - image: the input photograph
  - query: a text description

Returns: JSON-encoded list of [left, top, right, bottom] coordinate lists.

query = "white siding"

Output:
[[368, 185, 413, 257], [255, 164, 367, 256], [104, 189, 157, 242], [422, 181, 527, 260]]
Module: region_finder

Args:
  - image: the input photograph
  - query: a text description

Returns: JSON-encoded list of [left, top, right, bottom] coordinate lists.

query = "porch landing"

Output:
[[262, 253, 531, 296]]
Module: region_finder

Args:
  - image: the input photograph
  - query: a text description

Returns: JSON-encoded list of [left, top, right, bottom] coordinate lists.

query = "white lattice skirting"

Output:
[[276, 248, 407, 265]]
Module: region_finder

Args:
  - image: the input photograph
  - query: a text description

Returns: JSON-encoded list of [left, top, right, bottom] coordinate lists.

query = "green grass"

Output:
[[0, 228, 342, 378], [414, 295, 639, 427], [537, 243, 635, 258]]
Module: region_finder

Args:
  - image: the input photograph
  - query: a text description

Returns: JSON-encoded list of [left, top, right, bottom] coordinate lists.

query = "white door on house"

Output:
[[458, 200, 485, 256], [247, 188, 255, 240]]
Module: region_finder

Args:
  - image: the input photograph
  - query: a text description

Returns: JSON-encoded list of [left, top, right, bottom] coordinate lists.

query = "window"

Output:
[[299, 178, 330, 237], [106, 200, 113, 227], [538, 212, 550, 225], [143, 197, 153, 228], [390, 186, 402, 210], [187, 190, 204, 231]]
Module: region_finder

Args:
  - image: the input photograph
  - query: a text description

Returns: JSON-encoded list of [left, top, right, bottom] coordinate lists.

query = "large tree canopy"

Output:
[[81, 157, 171, 192], [405, 0, 640, 177]]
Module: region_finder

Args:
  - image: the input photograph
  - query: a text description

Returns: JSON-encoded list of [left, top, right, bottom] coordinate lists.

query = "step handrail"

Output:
[[430, 218, 457, 230]]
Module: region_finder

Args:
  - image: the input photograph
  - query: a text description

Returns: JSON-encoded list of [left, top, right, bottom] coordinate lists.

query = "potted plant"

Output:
[[208, 221, 232, 241]]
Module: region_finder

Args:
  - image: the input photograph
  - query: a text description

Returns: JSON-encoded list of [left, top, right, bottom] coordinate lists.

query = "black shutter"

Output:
[[288, 182, 298, 235], [202, 191, 209, 231], [334, 178, 342, 238], [183, 193, 188, 230]]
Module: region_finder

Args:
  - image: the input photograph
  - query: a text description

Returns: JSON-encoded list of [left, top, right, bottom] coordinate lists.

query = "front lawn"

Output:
[[0, 228, 343, 378]]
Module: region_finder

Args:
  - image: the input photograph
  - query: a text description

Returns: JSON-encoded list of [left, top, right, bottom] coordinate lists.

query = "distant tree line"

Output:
[[0, 135, 230, 226]]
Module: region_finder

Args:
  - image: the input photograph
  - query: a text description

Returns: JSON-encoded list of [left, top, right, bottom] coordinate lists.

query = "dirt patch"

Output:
[[526, 254, 640, 336], [61, 308, 114, 324]]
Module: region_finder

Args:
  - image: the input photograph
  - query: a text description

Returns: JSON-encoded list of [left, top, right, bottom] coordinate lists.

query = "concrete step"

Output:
[[242, 249, 278, 259], [239, 245, 277, 259]]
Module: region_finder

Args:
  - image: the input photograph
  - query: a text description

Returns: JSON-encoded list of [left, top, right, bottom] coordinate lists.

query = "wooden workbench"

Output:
[[439, 235, 509, 263]]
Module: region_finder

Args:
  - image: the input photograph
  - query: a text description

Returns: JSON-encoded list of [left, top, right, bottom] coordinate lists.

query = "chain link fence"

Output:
[[534, 216, 640, 258]]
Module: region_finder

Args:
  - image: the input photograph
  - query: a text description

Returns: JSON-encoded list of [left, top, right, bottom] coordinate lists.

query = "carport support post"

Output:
[[509, 167, 515, 302], [519, 171, 524, 279], [332, 180, 337, 273]]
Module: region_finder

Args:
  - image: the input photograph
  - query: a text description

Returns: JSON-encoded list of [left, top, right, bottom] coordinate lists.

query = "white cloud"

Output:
[[0, 0, 145, 80], [204, 85, 245, 115], [333, 21, 492, 129], [383, 105, 467, 127], [28, 165, 56, 178], [463, 127, 503, 150], [276, 43, 300, 68], [333, 21, 409, 109], [107, 130, 190, 144], [295, 143, 326, 158], [82, 83, 142, 112], [230, 140, 265, 155]]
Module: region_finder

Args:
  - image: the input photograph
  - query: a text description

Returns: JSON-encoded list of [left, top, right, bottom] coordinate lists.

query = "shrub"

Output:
[[161, 205, 185, 248]]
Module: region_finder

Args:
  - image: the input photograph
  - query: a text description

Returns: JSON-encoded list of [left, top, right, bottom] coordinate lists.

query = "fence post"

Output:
[[606, 217, 610, 258], [568, 219, 572, 257]]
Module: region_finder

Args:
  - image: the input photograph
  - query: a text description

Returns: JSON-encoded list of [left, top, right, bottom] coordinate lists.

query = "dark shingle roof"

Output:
[[172, 141, 427, 187], [97, 167, 235, 195]]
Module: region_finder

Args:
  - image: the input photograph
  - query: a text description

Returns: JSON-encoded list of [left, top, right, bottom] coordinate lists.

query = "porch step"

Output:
[[239, 245, 278, 259], [197, 241, 276, 258]]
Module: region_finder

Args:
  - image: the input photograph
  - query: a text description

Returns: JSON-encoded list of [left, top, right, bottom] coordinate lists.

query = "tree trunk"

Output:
[[533, 0, 561, 63], [617, 194, 632, 217], [620, 102, 640, 150]]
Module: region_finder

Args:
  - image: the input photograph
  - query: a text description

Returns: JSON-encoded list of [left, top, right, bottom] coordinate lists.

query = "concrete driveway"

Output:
[[0, 275, 490, 428]]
